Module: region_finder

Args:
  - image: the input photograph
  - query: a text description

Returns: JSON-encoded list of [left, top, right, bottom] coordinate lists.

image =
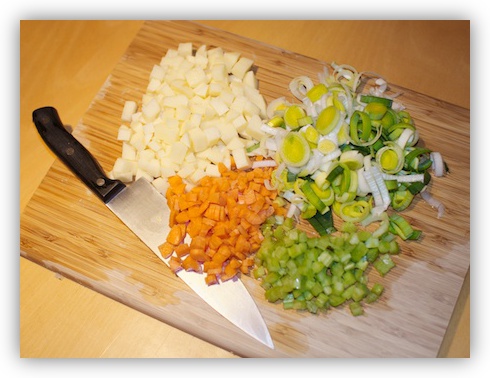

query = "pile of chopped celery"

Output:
[[261, 63, 447, 236], [255, 217, 397, 315]]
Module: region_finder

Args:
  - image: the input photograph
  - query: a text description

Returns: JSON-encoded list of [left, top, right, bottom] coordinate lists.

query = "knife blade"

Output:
[[32, 106, 274, 349]]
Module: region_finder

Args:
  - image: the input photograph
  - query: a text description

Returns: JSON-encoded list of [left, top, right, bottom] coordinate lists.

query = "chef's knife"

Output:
[[32, 106, 274, 349]]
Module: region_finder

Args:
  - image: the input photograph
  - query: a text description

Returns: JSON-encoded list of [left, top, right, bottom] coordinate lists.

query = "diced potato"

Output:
[[226, 136, 245, 151], [205, 163, 221, 177], [232, 114, 248, 132], [217, 122, 238, 144], [135, 168, 154, 182], [121, 101, 138, 122], [188, 127, 209, 152], [207, 146, 226, 165], [154, 119, 179, 142], [170, 141, 189, 164], [244, 114, 267, 141], [112, 157, 137, 182], [162, 94, 188, 108], [129, 132, 146, 151], [177, 42, 193, 57], [224, 51, 241, 73], [210, 97, 229, 116], [147, 78, 162, 93], [231, 56, 254, 80], [178, 163, 196, 178], [203, 126, 221, 146], [185, 66, 207, 88], [152, 176, 169, 194], [117, 125, 132, 141], [211, 64, 227, 82], [121, 142, 136, 161], [150, 64, 167, 81], [188, 168, 206, 184], [232, 147, 251, 170], [112, 43, 271, 186], [244, 86, 267, 117], [243, 70, 258, 89], [193, 83, 209, 98], [142, 98, 160, 121], [207, 47, 225, 65]]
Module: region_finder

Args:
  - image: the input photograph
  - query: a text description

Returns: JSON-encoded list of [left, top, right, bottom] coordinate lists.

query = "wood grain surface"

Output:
[[20, 20, 470, 358]]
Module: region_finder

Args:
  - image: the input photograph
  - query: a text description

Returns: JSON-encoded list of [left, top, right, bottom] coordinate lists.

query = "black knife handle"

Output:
[[32, 106, 126, 203]]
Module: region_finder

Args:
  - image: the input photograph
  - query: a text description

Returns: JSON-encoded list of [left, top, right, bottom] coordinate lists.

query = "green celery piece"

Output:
[[349, 301, 364, 316], [373, 254, 396, 276]]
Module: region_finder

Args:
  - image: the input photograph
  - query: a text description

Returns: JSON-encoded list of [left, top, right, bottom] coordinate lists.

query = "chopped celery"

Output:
[[254, 219, 398, 315]]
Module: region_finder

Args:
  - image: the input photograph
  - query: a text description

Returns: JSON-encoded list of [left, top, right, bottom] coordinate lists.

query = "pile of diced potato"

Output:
[[110, 42, 271, 194]]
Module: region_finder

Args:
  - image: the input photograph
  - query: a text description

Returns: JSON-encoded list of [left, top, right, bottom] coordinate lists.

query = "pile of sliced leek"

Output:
[[261, 62, 447, 235]]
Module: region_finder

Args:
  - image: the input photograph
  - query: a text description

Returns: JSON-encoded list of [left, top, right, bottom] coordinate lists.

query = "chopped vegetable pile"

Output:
[[111, 42, 448, 316], [160, 161, 285, 284], [255, 218, 396, 315], [261, 63, 447, 234]]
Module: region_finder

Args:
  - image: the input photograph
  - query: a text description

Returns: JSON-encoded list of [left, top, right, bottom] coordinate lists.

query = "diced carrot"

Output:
[[169, 256, 182, 274], [158, 241, 174, 259], [190, 235, 206, 250], [163, 160, 286, 285], [190, 248, 210, 263], [205, 274, 219, 286], [208, 234, 223, 250], [175, 210, 190, 224], [182, 256, 201, 273], [166, 224, 186, 245], [174, 243, 190, 258]]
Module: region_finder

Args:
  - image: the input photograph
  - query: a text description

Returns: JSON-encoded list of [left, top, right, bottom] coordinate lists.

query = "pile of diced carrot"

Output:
[[159, 161, 285, 285]]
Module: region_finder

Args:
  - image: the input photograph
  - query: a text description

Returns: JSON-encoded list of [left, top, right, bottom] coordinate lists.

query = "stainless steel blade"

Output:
[[107, 178, 274, 349]]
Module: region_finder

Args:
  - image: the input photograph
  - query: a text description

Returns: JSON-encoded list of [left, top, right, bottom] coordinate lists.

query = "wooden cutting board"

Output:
[[20, 20, 470, 357]]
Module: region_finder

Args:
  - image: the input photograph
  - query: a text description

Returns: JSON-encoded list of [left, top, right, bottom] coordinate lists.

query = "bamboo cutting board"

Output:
[[20, 21, 470, 357]]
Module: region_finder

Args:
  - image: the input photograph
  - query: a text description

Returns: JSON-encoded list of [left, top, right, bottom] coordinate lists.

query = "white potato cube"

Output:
[[227, 136, 245, 151], [224, 51, 241, 73], [203, 126, 221, 146], [207, 47, 225, 65], [217, 123, 238, 144], [188, 127, 209, 152], [112, 158, 136, 182], [232, 114, 248, 132], [150, 64, 167, 81], [231, 57, 254, 80], [170, 141, 189, 164], [121, 101, 138, 122], [142, 98, 161, 122], [178, 42, 193, 57], [154, 119, 179, 143], [210, 97, 229, 116], [243, 70, 258, 88], [205, 163, 221, 177], [189, 168, 207, 184], [121, 142, 137, 161], [147, 78, 162, 93], [211, 64, 227, 82], [135, 168, 154, 182], [193, 83, 209, 98], [162, 94, 188, 108], [244, 86, 267, 117], [232, 147, 251, 169], [152, 177, 169, 195], [117, 125, 132, 141], [185, 67, 207, 88], [129, 132, 146, 151], [245, 114, 267, 141], [207, 146, 226, 165]]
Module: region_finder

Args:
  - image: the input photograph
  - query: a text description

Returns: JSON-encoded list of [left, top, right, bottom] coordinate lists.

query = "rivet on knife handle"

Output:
[[32, 107, 126, 203]]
